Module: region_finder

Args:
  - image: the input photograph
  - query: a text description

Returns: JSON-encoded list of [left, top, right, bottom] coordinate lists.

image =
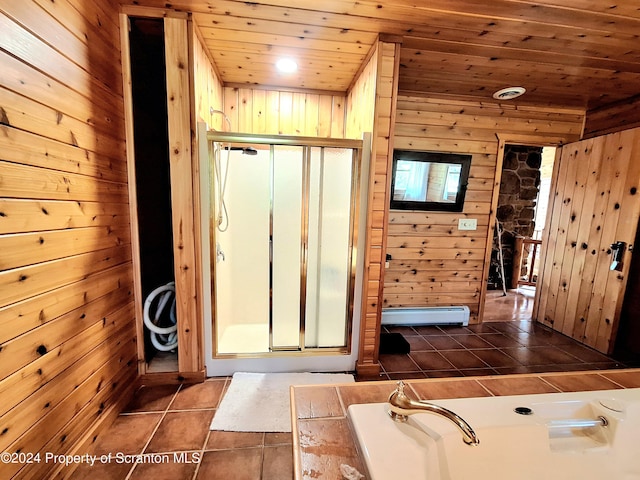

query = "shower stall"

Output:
[[199, 128, 368, 375]]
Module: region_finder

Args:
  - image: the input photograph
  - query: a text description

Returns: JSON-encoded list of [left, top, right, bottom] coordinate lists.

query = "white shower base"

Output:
[[217, 323, 269, 354]]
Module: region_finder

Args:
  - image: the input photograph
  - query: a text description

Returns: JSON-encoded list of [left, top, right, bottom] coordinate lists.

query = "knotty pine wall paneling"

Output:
[[192, 23, 224, 129], [222, 86, 346, 137], [0, 1, 137, 479], [164, 16, 202, 373], [535, 128, 640, 354], [346, 39, 401, 374], [390, 95, 584, 324], [345, 42, 379, 373]]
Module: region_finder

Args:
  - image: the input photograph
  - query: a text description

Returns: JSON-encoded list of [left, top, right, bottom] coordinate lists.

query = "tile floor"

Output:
[[70, 283, 628, 480], [377, 320, 627, 379], [70, 379, 292, 480]]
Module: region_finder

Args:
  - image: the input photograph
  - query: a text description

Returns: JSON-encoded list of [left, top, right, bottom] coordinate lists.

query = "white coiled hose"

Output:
[[143, 282, 178, 351]]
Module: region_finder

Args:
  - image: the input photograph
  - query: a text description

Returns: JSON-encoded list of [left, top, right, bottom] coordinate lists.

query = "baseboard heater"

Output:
[[381, 306, 470, 327]]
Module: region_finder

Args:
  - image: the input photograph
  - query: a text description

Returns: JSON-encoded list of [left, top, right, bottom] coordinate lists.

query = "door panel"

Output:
[[535, 128, 640, 354]]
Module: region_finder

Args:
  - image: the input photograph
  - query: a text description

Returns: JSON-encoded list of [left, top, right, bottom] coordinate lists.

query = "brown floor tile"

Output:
[[425, 335, 465, 350], [404, 335, 433, 351], [262, 444, 294, 480], [91, 413, 162, 455], [542, 373, 623, 392], [409, 379, 491, 400], [500, 346, 540, 365], [472, 349, 522, 368], [493, 366, 540, 375], [146, 410, 215, 453], [385, 325, 418, 335], [410, 351, 455, 370], [205, 431, 264, 450], [505, 332, 551, 347], [387, 371, 428, 380], [69, 462, 133, 480], [379, 353, 420, 373], [196, 448, 262, 480], [129, 457, 199, 480], [438, 325, 474, 335], [265, 432, 293, 445], [170, 379, 227, 410], [478, 333, 523, 348], [466, 323, 500, 334], [451, 334, 493, 349], [338, 382, 398, 408], [543, 332, 579, 345], [478, 376, 560, 396], [589, 362, 627, 370], [557, 343, 616, 363], [514, 320, 535, 330], [297, 418, 364, 480], [425, 370, 464, 378], [521, 364, 569, 373], [459, 368, 499, 377], [439, 350, 488, 369], [485, 322, 523, 333], [124, 385, 180, 413], [413, 325, 444, 335], [601, 370, 640, 388], [529, 346, 588, 365], [293, 385, 344, 419], [555, 363, 602, 372]]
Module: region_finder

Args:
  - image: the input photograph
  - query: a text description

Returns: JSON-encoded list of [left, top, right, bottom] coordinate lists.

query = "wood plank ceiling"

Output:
[[127, 0, 640, 110]]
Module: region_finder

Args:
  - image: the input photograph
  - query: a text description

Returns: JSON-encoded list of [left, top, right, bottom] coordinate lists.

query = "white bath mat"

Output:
[[210, 371, 354, 432]]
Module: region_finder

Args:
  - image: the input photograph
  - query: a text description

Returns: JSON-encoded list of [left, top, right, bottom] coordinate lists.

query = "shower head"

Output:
[[243, 147, 258, 155], [224, 146, 259, 155]]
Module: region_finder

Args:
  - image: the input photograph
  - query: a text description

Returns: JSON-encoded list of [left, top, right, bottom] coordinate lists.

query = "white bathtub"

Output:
[[348, 387, 640, 479]]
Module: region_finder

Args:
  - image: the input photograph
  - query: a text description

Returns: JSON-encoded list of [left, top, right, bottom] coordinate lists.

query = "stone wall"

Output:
[[488, 144, 542, 289]]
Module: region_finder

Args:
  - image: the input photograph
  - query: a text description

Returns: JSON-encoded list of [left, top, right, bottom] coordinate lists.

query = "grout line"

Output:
[[537, 375, 563, 392], [474, 379, 496, 397], [335, 385, 348, 418], [191, 429, 211, 480], [124, 384, 184, 480]]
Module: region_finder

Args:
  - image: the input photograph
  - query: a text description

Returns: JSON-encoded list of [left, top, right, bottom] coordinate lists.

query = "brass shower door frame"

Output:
[[207, 132, 363, 358]]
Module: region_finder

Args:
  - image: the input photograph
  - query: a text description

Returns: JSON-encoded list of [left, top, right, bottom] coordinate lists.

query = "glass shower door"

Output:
[[304, 146, 355, 348], [211, 136, 359, 356], [214, 147, 270, 354], [271, 145, 304, 350]]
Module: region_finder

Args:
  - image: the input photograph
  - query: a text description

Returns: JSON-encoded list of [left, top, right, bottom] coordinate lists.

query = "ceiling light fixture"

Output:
[[493, 86, 526, 100], [276, 58, 298, 73]]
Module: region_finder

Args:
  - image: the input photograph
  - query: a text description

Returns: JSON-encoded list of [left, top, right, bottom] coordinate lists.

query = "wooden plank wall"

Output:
[[0, 1, 137, 479], [389, 95, 584, 323], [192, 24, 224, 128], [583, 95, 640, 139], [165, 17, 201, 373], [222, 86, 345, 137], [535, 127, 640, 354], [345, 42, 379, 372], [345, 44, 377, 139], [350, 40, 401, 374]]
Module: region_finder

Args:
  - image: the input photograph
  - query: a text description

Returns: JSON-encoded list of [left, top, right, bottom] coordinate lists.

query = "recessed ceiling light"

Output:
[[276, 58, 298, 73], [493, 86, 526, 100]]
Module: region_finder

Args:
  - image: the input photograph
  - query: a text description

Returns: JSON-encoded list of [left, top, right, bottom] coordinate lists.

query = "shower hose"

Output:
[[143, 281, 178, 351]]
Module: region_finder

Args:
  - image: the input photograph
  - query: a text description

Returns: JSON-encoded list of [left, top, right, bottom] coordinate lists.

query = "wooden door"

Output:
[[535, 127, 640, 354]]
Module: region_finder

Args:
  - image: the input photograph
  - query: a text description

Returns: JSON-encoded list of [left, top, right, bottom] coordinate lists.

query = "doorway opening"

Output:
[[127, 17, 177, 371], [485, 145, 556, 322]]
